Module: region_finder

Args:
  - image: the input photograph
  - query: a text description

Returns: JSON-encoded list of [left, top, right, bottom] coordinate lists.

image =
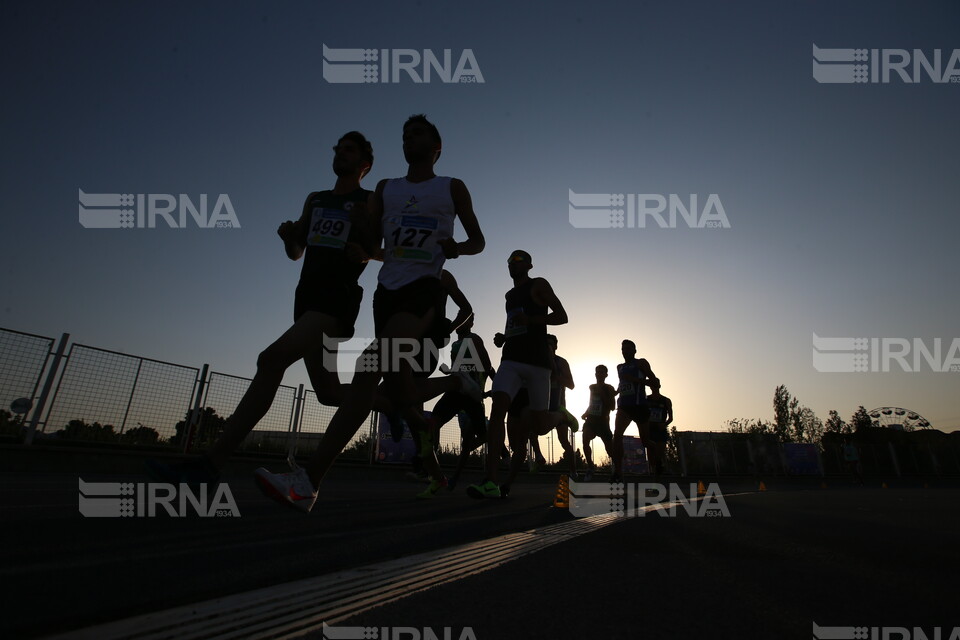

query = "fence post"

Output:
[[888, 442, 902, 478], [119, 359, 144, 437], [183, 364, 209, 453], [25, 333, 69, 445], [287, 384, 304, 461], [368, 412, 379, 464], [927, 443, 939, 476], [678, 436, 688, 477]]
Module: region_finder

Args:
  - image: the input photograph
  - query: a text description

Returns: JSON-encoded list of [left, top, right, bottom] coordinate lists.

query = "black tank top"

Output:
[[502, 279, 550, 368], [299, 188, 372, 288]]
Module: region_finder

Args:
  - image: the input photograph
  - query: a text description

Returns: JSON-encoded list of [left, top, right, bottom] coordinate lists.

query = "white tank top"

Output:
[[379, 176, 455, 290]]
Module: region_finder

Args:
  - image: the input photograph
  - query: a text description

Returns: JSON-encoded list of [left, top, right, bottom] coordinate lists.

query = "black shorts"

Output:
[[649, 423, 669, 443], [618, 403, 649, 425], [432, 392, 487, 440], [373, 278, 445, 336], [584, 416, 613, 441], [294, 281, 363, 338]]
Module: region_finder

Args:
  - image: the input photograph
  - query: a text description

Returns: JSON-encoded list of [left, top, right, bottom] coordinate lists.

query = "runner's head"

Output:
[[507, 250, 532, 279], [547, 334, 558, 352], [621, 339, 637, 360], [595, 364, 608, 382], [403, 114, 442, 165], [333, 131, 374, 179], [648, 377, 661, 393]]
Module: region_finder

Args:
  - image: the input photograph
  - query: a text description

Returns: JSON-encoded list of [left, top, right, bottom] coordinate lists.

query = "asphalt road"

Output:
[[1, 448, 957, 640]]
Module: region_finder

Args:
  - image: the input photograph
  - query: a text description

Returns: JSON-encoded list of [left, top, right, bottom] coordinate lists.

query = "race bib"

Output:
[[307, 208, 351, 249], [648, 406, 665, 423], [388, 215, 439, 262], [504, 307, 527, 338]]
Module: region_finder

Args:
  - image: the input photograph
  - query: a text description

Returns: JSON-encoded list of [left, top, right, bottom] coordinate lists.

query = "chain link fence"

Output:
[[41, 344, 199, 445], [0, 328, 55, 439]]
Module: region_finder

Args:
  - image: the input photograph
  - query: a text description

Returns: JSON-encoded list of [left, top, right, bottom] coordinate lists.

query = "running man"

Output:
[[468, 250, 568, 499], [530, 334, 576, 469], [148, 131, 377, 485], [644, 378, 672, 475], [581, 364, 616, 481], [254, 114, 485, 511], [611, 339, 656, 482], [427, 314, 495, 489]]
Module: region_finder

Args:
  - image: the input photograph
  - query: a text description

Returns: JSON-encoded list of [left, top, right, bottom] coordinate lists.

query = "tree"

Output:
[[773, 385, 792, 443], [724, 418, 770, 435], [850, 406, 873, 433], [788, 396, 802, 443], [824, 410, 848, 435], [170, 407, 227, 449], [122, 425, 160, 445], [798, 407, 824, 445], [56, 419, 116, 442]]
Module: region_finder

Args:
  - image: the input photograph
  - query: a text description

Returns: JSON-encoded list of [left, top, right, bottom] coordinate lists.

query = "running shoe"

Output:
[[584, 469, 594, 482], [439, 364, 483, 402], [416, 476, 448, 499], [499, 484, 510, 498], [146, 456, 220, 487], [405, 469, 431, 482], [467, 480, 501, 499], [253, 466, 317, 513]]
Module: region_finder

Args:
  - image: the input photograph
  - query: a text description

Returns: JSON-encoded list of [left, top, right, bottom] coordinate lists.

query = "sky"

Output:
[[1, 0, 958, 441]]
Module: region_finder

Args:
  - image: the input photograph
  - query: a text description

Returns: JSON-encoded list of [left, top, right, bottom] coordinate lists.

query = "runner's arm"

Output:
[[557, 356, 574, 390], [440, 270, 473, 332], [474, 335, 496, 379], [279, 192, 316, 260], [528, 278, 568, 327], [441, 178, 484, 258]]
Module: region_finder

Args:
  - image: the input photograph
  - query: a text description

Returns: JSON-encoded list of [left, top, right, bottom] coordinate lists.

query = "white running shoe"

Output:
[[440, 364, 482, 402], [254, 466, 317, 513]]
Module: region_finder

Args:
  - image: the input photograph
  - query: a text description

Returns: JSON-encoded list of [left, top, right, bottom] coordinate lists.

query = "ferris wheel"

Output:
[[867, 407, 931, 431]]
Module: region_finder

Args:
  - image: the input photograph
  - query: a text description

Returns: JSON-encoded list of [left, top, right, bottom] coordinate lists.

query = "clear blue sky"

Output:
[[2, 0, 958, 434]]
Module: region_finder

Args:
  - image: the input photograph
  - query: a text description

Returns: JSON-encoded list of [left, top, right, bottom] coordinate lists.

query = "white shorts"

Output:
[[491, 360, 552, 411]]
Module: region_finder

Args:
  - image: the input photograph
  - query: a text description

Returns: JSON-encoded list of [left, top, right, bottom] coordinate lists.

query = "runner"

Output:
[[611, 339, 656, 482], [254, 114, 484, 512], [529, 334, 576, 470], [581, 364, 616, 481], [644, 378, 672, 475], [401, 269, 481, 490], [468, 250, 568, 499], [426, 313, 495, 489], [147, 131, 376, 485]]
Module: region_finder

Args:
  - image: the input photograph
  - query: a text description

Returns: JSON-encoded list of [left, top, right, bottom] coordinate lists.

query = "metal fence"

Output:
[[42, 344, 200, 444], [5, 327, 959, 476], [0, 328, 55, 438]]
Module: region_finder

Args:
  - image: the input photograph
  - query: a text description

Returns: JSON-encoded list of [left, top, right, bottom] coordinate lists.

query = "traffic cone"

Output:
[[554, 475, 570, 508], [820, 481, 828, 489], [881, 481, 888, 489], [758, 480, 767, 492], [697, 480, 706, 496]]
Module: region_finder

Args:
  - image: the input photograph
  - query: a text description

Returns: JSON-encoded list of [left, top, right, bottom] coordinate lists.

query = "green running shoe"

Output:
[[417, 476, 448, 499], [467, 480, 501, 499]]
